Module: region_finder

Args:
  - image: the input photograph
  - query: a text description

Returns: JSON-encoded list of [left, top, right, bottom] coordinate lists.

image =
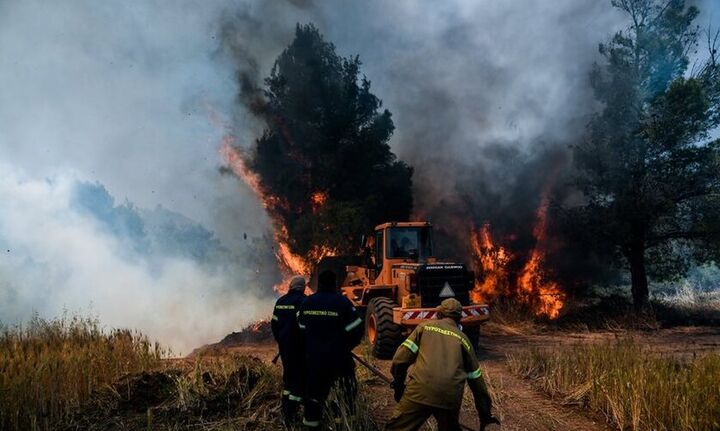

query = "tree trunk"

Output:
[[627, 245, 649, 312]]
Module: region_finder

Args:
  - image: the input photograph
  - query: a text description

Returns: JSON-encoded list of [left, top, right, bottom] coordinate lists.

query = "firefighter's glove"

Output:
[[479, 415, 501, 430], [391, 380, 405, 402]]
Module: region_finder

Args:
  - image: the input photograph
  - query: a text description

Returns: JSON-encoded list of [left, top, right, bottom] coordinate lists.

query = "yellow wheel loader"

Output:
[[315, 222, 490, 359]]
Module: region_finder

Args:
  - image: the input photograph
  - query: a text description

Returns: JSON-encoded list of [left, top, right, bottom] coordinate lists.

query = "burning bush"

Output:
[[470, 192, 566, 319], [222, 23, 413, 282]]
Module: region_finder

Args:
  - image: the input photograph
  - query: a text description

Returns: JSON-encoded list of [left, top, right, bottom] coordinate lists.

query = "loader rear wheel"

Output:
[[366, 297, 404, 359]]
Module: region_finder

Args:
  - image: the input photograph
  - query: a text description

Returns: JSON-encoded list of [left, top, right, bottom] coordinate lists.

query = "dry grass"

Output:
[[322, 382, 380, 431], [1, 314, 379, 431], [483, 298, 543, 335], [653, 283, 720, 326], [61, 354, 285, 430], [0, 315, 164, 431], [507, 339, 720, 431]]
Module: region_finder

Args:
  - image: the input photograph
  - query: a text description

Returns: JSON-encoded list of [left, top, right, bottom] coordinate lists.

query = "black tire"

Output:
[[366, 297, 404, 359]]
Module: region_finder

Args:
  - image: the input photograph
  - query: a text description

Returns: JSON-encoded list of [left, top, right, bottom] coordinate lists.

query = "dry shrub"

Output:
[[0, 315, 164, 431], [61, 354, 284, 430], [1, 315, 380, 431], [322, 382, 381, 431], [652, 284, 720, 326], [507, 339, 720, 431], [484, 298, 542, 335], [549, 293, 661, 332]]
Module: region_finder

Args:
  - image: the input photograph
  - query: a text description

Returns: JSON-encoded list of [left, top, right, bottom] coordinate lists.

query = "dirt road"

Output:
[[223, 326, 720, 430], [362, 335, 611, 431]]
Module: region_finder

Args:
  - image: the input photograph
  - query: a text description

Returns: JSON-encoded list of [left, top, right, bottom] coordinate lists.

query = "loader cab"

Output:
[[386, 226, 433, 261], [373, 222, 435, 284], [339, 220, 486, 359]]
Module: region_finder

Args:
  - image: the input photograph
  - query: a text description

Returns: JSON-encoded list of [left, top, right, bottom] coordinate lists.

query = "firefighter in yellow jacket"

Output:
[[385, 298, 500, 431]]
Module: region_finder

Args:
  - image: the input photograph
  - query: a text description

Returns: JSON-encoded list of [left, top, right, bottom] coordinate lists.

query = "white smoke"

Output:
[[0, 0, 278, 353], [2, 0, 718, 352], [0, 165, 269, 354], [0, 0, 268, 245]]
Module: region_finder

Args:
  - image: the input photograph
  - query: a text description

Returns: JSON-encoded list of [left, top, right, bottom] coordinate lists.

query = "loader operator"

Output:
[[271, 275, 308, 426], [297, 270, 364, 428], [386, 298, 500, 431]]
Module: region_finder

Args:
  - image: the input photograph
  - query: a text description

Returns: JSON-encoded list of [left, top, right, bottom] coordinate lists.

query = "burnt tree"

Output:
[[571, 0, 720, 311]]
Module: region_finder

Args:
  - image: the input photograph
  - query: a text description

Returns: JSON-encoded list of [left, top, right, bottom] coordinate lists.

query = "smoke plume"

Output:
[[217, 1, 627, 297], [3, 0, 718, 347], [0, 166, 271, 354], [0, 0, 278, 352]]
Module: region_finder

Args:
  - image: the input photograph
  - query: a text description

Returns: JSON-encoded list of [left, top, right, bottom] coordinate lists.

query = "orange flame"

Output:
[[220, 136, 263, 201], [470, 223, 510, 303], [470, 196, 565, 318], [311, 191, 328, 213], [516, 195, 565, 319], [221, 136, 334, 294]]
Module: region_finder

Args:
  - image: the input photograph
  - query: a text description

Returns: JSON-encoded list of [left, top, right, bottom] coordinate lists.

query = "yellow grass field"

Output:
[[0, 315, 379, 431], [507, 340, 720, 431]]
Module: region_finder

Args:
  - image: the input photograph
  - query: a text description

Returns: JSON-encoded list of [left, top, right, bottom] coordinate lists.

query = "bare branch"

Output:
[[648, 0, 674, 28]]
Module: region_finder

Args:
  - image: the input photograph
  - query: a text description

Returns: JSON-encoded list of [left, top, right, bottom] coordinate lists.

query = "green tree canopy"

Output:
[[249, 24, 413, 257], [571, 0, 720, 310]]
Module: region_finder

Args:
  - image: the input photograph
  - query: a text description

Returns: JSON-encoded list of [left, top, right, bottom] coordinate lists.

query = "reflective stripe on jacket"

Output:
[[391, 318, 483, 410], [271, 290, 306, 358]]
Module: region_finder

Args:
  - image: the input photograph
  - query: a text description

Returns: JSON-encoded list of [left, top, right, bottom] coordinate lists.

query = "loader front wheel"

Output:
[[366, 297, 404, 359]]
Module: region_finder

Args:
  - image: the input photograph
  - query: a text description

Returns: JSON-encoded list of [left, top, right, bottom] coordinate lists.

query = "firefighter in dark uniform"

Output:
[[386, 298, 500, 431], [271, 275, 308, 426], [297, 270, 364, 428]]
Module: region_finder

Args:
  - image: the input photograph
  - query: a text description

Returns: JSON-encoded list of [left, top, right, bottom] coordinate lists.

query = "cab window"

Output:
[[375, 231, 384, 271], [386, 227, 433, 260]]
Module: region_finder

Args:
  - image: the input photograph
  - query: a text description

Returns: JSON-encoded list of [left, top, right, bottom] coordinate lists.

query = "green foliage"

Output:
[[249, 23, 413, 256], [570, 0, 720, 309]]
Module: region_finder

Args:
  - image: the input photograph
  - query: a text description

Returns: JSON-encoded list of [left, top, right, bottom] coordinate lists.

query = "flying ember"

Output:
[[221, 136, 334, 294]]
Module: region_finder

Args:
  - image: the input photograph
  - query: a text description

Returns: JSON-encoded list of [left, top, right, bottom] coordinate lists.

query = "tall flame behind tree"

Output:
[[516, 193, 565, 319], [220, 137, 317, 289], [469, 189, 566, 319], [221, 23, 413, 290], [221, 22, 571, 309], [470, 223, 510, 304]]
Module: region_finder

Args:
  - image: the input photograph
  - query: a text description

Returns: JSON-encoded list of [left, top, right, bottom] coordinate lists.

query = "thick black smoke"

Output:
[[217, 1, 628, 285], [217, 1, 720, 294]]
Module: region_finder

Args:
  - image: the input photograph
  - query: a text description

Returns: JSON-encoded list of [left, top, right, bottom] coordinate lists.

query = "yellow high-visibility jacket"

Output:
[[391, 317, 491, 415]]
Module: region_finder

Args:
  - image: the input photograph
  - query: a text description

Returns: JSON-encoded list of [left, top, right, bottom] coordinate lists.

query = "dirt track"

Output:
[[224, 326, 720, 430]]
